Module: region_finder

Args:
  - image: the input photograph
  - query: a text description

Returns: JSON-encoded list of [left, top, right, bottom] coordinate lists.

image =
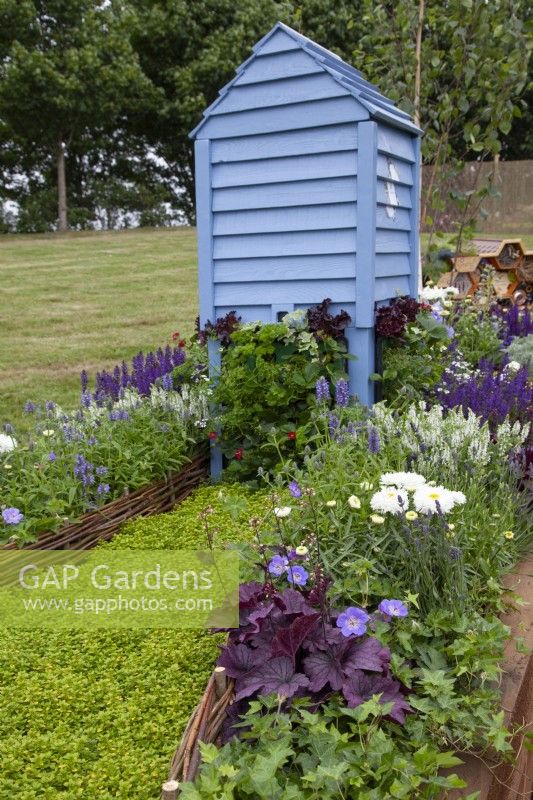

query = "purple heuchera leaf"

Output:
[[220, 580, 409, 729], [275, 587, 316, 616], [239, 581, 264, 607], [341, 671, 411, 723], [307, 298, 351, 340], [303, 635, 390, 692], [271, 614, 320, 664], [343, 636, 391, 672], [236, 656, 309, 700], [246, 603, 275, 634], [217, 643, 263, 680], [303, 648, 346, 692]]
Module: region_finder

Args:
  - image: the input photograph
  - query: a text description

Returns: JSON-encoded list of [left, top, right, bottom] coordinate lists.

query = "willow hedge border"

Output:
[[2, 447, 209, 551]]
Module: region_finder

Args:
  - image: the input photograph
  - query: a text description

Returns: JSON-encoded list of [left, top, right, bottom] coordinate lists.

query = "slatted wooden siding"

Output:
[[191, 23, 421, 474], [375, 129, 419, 303]]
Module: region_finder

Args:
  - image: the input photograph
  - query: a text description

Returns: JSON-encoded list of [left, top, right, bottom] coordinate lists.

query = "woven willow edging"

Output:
[[162, 666, 234, 799], [2, 448, 209, 551]]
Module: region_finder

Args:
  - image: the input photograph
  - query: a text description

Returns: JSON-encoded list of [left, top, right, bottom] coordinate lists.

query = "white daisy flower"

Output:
[[413, 486, 465, 515], [380, 472, 427, 491], [274, 506, 291, 518], [347, 495, 361, 509], [370, 487, 409, 515], [0, 433, 17, 453]]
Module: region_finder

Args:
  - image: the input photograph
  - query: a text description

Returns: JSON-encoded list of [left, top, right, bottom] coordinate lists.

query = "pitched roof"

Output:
[[190, 22, 422, 139]]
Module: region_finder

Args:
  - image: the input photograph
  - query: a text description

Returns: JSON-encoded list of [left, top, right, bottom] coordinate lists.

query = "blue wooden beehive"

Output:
[[190, 22, 422, 410]]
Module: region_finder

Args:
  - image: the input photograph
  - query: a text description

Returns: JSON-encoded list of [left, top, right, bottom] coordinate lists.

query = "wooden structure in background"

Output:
[[439, 237, 533, 303], [190, 22, 422, 473]]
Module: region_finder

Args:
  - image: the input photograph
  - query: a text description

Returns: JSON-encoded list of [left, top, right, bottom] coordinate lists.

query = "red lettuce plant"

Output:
[[196, 311, 242, 345], [375, 296, 431, 338], [306, 297, 352, 340]]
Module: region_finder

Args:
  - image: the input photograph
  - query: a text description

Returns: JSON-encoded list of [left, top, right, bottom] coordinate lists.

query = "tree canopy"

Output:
[[0, 0, 530, 232]]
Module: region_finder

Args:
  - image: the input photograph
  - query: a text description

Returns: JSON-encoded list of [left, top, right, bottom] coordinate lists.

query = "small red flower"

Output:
[[287, 431, 296, 441], [178, 339, 186, 348], [171, 331, 181, 341], [234, 448, 244, 460], [208, 431, 218, 441]]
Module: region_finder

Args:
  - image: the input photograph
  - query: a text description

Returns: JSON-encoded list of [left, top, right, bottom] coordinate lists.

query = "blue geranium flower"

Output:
[[2, 507, 24, 525], [289, 480, 302, 498], [267, 555, 289, 576], [378, 599, 409, 618], [336, 606, 369, 637], [286, 565, 309, 586]]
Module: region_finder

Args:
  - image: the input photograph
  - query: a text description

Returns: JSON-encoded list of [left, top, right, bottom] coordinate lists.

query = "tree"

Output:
[[351, 0, 531, 248], [128, 0, 367, 222], [0, 0, 157, 230]]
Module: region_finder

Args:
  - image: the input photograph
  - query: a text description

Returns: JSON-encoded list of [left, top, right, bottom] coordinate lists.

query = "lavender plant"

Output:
[[492, 303, 533, 345], [88, 345, 187, 402], [435, 358, 533, 428]]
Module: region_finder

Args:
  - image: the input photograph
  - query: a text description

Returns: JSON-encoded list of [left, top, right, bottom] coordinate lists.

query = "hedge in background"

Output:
[[0, 485, 267, 800]]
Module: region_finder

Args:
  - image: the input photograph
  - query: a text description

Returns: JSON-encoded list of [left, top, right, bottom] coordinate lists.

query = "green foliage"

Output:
[[184, 600, 516, 798], [504, 334, 533, 377], [180, 696, 469, 799], [106, 483, 268, 551], [378, 312, 452, 407], [269, 401, 530, 614], [0, 384, 209, 544], [453, 305, 502, 367], [0, 484, 267, 800], [2, 0, 530, 228], [175, 428, 522, 800], [212, 321, 349, 481], [351, 0, 531, 246]]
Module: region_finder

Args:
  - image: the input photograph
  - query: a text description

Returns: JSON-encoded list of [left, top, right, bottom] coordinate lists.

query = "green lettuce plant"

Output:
[[504, 334, 533, 377], [211, 319, 350, 481]]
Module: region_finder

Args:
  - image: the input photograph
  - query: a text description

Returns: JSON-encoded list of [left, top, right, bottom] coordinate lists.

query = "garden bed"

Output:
[[1, 449, 209, 551], [449, 555, 533, 799], [165, 555, 533, 800]]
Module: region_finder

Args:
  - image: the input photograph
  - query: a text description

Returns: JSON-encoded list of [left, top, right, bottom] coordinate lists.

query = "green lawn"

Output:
[[0, 228, 198, 427], [2, 226, 531, 429]]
